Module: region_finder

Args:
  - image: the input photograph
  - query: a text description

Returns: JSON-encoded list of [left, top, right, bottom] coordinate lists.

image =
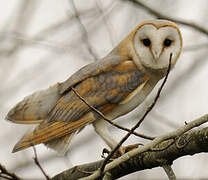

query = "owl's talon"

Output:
[[102, 143, 141, 159], [101, 148, 110, 158], [117, 143, 141, 156]]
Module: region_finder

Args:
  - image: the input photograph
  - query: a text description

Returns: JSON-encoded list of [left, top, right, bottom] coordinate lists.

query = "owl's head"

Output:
[[132, 20, 182, 71]]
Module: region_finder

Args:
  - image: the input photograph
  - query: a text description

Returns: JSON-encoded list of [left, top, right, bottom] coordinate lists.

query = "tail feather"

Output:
[[44, 132, 77, 155], [12, 131, 32, 153], [12, 121, 67, 153], [12, 112, 95, 153], [12, 132, 76, 154], [6, 83, 61, 124]]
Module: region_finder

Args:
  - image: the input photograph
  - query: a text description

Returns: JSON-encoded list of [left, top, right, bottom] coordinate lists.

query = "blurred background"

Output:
[[1, 0, 208, 179]]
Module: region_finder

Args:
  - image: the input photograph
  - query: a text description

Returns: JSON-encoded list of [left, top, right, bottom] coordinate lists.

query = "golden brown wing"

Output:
[[59, 54, 128, 94], [12, 60, 148, 152], [7, 55, 127, 124]]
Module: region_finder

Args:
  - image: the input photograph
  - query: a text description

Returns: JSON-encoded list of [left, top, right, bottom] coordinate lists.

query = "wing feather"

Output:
[[13, 59, 148, 152], [59, 55, 129, 94]]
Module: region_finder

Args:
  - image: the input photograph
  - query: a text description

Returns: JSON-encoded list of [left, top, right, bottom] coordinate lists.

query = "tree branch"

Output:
[[102, 172, 112, 180], [51, 126, 208, 180], [124, 0, 208, 36], [32, 146, 50, 180], [69, 0, 99, 61], [162, 165, 176, 180], [78, 113, 208, 180], [0, 163, 21, 180]]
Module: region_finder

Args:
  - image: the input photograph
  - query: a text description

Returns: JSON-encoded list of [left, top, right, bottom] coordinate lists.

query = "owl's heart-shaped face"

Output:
[[133, 20, 182, 70]]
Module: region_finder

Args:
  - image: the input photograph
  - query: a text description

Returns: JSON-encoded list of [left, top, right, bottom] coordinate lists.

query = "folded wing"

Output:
[[11, 59, 148, 152]]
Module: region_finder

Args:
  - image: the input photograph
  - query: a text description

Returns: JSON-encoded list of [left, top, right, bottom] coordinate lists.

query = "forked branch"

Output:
[[51, 125, 208, 180]]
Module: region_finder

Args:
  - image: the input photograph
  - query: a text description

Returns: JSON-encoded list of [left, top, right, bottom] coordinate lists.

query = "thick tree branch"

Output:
[[102, 172, 112, 180], [51, 126, 208, 180], [83, 113, 208, 180], [79, 111, 208, 180], [162, 165, 176, 180]]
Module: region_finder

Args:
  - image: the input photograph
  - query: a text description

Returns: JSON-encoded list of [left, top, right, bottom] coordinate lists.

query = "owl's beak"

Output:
[[151, 48, 162, 61]]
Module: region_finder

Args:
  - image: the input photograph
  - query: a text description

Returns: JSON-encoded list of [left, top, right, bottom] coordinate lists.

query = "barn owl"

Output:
[[6, 20, 182, 154]]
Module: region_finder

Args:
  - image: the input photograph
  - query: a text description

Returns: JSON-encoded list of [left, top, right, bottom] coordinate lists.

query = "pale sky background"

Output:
[[1, 0, 208, 179]]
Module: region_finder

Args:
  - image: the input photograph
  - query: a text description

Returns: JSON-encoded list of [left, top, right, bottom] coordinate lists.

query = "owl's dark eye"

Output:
[[164, 39, 172, 47], [142, 38, 151, 47]]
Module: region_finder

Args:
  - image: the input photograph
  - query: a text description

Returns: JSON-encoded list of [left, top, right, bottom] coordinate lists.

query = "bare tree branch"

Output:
[[32, 146, 50, 180], [69, 0, 99, 61], [82, 113, 208, 180], [162, 165, 176, 180], [96, 0, 116, 47], [0, 164, 21, 180], [51, 126, 208, 180], [102, 172, 112, 180]]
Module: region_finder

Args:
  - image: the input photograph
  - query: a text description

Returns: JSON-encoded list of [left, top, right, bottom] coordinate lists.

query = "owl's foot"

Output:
[[102, 143, 142, 159]]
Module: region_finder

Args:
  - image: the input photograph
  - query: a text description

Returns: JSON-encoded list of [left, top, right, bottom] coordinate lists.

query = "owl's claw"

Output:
[[102, 143, 142, 159]]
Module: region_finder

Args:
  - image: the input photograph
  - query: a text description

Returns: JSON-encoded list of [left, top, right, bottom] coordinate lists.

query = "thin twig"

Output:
[[162, 165, 176, 180], [71, 87, 154, 140], [99, 53, 173, 174], [96, 0, 116, 46], [125, 0, 208, 36], [69, 0, 99, 61], [0, 9, 98, 56], [80, 53, 173, 180], [32, 146, 50, 180], [0, 163, 21, 180]]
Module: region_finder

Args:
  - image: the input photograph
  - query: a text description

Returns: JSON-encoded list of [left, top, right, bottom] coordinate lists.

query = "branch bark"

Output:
[[51, 126, 208, 180], [0, 164, 21, 180], [162, 165, 176, 180]]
